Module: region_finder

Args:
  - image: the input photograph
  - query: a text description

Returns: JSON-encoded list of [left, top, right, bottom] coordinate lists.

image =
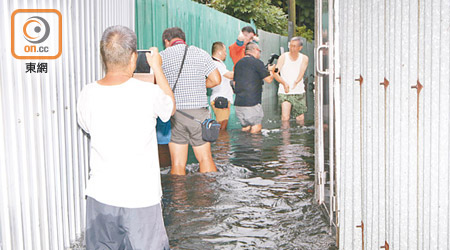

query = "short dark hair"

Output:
[[162, 27, 186, 44], [211, 41, 225, 55], [241, 26, 256, 35]]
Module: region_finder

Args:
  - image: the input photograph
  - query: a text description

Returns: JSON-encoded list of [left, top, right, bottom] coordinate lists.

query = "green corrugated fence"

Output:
[[135, 0, 254, 70], [135, 0, 314, 123]]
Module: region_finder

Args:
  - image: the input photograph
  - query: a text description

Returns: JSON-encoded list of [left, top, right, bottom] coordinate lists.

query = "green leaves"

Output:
[[193, 0, 314, 37], [296, 0, 314, 31], [198, 0, 288, 35], [295, 25, 314, 42]]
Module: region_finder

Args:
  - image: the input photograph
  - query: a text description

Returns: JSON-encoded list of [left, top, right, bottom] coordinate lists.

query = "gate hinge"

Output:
[[381, 241, 389, 249], [332, 196, 337, 212], [355, 75, 364, 85], [317, 171, 326, 185], [356, 221, 365, 250]]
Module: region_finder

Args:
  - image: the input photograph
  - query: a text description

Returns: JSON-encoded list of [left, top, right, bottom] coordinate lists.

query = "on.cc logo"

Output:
[[23, 16, 50, 44], [11, 9, 62, 60]]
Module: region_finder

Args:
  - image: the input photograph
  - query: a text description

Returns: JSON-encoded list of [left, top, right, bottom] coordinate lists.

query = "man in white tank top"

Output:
[[274, 37, 309, 125]]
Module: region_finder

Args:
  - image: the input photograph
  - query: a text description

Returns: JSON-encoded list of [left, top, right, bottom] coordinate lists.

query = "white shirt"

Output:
[[211, 58, 234, 104], [278, 52, 305, 95], [77, 78, 173, 208]]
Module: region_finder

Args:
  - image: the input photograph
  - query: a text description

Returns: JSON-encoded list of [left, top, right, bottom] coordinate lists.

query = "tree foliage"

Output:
[[204, 0, 288, 35], [268, 0, 314, 33], [296, 0, 314, 32], [295, 25, 314, 42], [193, 0, 314, 38]]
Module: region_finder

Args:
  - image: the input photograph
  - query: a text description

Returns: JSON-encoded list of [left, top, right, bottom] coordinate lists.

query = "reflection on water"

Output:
[[160, 119, 336, 249]]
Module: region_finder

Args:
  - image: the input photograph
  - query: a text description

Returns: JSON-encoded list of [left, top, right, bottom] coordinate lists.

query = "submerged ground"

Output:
[[160, 114, 336, 249]]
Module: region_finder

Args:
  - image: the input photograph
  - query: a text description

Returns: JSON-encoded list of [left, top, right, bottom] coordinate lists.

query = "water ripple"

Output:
[[161, 120, 336, 249]]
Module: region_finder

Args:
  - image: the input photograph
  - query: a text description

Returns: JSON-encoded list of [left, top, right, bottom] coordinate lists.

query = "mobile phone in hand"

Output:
[[134, 50, 153, 74]]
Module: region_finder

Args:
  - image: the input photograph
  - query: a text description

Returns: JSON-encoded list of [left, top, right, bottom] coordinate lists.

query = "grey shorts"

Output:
[[170, 108, 210, 147], [85, 197, 170, 250], [235, 104, 264, 127]]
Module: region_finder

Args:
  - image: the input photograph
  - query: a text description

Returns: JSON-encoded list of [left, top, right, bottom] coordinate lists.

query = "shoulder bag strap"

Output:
[[172, 45, 189, 92], [173, 45, 205, 124], [177, 110, 202, 123]]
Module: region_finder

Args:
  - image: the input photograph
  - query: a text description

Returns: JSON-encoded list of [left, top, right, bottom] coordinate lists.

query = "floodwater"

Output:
[[160, 114, 337, 249]]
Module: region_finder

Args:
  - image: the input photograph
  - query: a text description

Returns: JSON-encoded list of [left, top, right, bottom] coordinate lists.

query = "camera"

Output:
[[267, 53, 279, 65], [265, 53, 279, 73]]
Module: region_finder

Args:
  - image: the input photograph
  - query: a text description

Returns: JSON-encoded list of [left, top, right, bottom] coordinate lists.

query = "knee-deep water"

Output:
[[160, 117, 336, 250]]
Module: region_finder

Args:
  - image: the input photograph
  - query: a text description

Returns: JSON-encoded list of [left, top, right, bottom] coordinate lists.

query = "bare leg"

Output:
[[250, 124, 262, 133], [192, 142, 217, 173], [281, 101, 292, 121], [295, 114, 305, 126], [169, 142, 188, 175], [242, 126, 251, 132], [219, 119, 228, 130], [281, 120, 290, 130]]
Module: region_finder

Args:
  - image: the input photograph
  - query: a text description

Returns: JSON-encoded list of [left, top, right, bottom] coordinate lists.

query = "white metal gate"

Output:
[[316, 0, 450, 249], [314, 0, 339, 231]]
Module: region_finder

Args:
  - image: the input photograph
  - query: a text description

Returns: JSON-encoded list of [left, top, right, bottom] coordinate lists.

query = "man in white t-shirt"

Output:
[[77, 25, 174, 249], [210, 41, 234, 130], [274, 37, 309, 125]]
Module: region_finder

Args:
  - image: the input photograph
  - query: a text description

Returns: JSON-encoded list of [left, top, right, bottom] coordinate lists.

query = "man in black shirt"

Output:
[[233, 42, 275, 133]]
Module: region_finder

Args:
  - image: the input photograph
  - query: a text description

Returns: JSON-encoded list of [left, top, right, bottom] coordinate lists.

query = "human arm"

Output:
[[263, 64, 275, 83], [206, 69, 221, 88], [272, 53, 289, 93], [203, 51, 221, 88], [77, 87, 90, 134], [224, 71, 234, 80], [292, 55, 309, 90], [146, 47, 176, 115]]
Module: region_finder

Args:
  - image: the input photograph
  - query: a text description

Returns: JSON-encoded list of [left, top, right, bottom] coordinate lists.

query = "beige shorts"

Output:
[[170, 108, 210, 147], [211, 101, 231, 122]]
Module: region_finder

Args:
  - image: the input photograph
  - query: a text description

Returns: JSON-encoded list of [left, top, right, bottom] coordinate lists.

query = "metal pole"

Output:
[[328, 0, 335, 226], [288, 0, 296, 40], [314, 0, 325, 205]]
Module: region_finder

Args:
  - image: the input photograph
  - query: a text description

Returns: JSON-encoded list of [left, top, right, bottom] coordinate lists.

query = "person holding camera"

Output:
[[77, 25, 174, 249], [210, 41, 234, 130], [160, 27, 221, 175], [273, 37, 309, 125], [233, 42, 275, 133]]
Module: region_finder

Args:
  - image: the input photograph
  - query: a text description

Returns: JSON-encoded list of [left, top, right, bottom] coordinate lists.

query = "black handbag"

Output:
[[213, 96, 229, 109]]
